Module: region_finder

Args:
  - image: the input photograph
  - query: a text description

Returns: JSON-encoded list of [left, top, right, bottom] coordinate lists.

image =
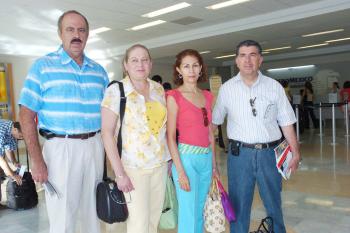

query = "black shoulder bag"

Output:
[[96, 81, 128, 224]]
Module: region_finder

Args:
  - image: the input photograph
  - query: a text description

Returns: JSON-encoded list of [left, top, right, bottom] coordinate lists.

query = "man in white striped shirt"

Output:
[[212, 40, 301, 233]]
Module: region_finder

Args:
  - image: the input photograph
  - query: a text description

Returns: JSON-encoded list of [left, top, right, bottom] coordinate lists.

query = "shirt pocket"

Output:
[[263, 102, 277, 122]]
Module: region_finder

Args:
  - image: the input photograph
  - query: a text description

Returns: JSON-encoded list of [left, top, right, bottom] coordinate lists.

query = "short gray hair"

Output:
[[57, 10, 89, 33]]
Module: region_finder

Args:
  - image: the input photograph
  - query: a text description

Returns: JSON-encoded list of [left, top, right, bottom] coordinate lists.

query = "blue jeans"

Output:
[[172, 150, 212, 233], [227, 143, 286, 233]]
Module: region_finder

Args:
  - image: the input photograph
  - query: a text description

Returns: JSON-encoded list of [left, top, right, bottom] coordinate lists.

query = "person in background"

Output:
[[163, 82, 172, 91], [212, 40, 301, 233], [331, 82, 340, 94], [101, 44, 170, 233], [0, 120, 21, 169], [281, 80, 292, 103], [151, 74, 163, 84], [302, 81, 319, 129], [0, 120, 23, 203], [19, 10, 109, 233], [340, 81, 350, 112], [167, 49, 218, 233]]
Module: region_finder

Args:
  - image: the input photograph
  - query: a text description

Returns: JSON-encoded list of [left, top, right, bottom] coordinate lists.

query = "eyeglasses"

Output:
[[249, 97, 257, 117], [201, 107, 209, 126]]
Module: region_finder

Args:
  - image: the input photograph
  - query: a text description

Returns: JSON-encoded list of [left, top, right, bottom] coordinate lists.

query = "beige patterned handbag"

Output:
[[204, 178, 226, 233]]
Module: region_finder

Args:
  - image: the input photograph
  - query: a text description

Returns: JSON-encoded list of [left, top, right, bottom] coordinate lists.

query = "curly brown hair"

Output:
[[173, 49, 207, 86]]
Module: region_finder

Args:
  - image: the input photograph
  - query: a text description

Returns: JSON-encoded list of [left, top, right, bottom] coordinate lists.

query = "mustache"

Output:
[[71, 38, 82, 43]]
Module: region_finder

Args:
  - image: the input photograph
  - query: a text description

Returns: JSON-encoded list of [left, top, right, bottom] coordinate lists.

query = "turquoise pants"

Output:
[[172, 145, 212, 233]]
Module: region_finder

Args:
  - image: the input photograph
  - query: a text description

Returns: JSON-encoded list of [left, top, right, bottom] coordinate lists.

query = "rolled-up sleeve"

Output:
[[18, 60, 43, 112], [101, 84, 121, 117], [276, 85, 296, 126]]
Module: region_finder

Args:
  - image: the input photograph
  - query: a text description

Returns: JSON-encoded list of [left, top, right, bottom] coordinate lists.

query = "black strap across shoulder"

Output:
[[103, 80, 126, 180]]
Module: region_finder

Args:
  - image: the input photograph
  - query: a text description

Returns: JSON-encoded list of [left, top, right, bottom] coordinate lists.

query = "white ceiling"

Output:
[[1, 0, 350, 66]]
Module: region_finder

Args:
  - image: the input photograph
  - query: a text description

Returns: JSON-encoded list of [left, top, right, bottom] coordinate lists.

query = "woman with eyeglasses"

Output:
[[166, 49, 218, 233], [101, 44, 170, 233]]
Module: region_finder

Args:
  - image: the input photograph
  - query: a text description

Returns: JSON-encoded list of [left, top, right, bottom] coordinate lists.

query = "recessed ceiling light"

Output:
[[263, 46, 291, 52], [127, 20, 166, 31], [302, 29, 344, 37], [325, 37, 350, 43], [214, 54, 236, 59], [142, 2, 191, 18], [206, 0, 251, 10], [297, 43, 328, 49], [90, 27, 111, 35], [199, 51, 211, 54]]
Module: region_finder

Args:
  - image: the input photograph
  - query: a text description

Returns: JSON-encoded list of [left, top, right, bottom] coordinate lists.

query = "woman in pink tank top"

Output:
[[166, 49, 218, 233]]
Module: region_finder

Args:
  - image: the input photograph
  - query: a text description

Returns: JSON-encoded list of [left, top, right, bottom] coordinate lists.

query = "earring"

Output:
[[178, 74, 183, 79]]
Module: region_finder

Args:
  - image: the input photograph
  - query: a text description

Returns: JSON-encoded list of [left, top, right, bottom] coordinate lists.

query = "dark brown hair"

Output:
[[173, 49, 207, 86], [236, 39, 262, 55], [13, 121, 21, 132]]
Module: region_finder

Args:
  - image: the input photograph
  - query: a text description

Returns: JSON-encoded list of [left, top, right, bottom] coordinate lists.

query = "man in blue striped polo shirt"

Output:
[[19, 10, 109, 233]]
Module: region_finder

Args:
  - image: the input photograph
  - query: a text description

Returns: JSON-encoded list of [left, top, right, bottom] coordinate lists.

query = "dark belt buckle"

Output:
[[255, 144, 263, 149], [81, 134, 89, 140]]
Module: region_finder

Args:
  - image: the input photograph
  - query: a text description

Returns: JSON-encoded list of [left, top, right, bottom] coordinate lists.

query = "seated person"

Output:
[[0, 120, 23, 202]]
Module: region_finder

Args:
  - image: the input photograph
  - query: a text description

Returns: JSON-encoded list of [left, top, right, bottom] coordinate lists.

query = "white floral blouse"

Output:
[[101, 77, 171, 169]]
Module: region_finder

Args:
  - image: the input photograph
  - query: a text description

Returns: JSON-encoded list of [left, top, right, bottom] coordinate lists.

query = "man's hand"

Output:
[[11, 174, 23, 185], [31, 159, 48, 183], [287, 153, 301, 173]]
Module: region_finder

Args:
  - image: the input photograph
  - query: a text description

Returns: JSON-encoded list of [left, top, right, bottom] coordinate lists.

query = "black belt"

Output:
[[228, 138, 282, 150], [39, 129, 100, 140]]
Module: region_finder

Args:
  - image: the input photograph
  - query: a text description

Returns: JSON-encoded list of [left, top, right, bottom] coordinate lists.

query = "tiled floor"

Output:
[[1, 127, 350, 233]]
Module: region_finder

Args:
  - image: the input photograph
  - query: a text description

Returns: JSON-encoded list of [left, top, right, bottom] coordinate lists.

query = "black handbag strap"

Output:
[[103, 80, 126, 180]]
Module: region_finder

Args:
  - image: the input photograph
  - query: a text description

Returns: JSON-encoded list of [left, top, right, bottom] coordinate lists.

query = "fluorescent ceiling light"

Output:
[[302, 29, 344, 37], [297, 43, 328, 49], [325, 37, 350, 43], [206, 0, 251, 10], [199, 51, 211, 54], [267, 65, 315, 72], [262, 51, 270, 54], [127, 20, 166, 31], [214, 54, 236, 59], [90, 27, 111, 35], [142, 2, 191, 18], [263, 46, 291, 52]]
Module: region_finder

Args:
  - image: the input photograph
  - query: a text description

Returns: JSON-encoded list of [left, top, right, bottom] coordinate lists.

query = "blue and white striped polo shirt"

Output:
[[19, 46, 109, 135]]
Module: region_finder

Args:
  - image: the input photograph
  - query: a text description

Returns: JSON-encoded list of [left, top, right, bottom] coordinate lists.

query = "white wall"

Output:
[[0, 55, 36, 118]]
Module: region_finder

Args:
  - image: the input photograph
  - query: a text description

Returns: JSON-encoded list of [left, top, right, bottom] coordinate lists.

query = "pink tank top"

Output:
[[167, 89, 214, 147]]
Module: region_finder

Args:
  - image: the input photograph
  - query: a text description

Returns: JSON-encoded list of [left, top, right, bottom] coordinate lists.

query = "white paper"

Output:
[[43, 181, 61, 199]]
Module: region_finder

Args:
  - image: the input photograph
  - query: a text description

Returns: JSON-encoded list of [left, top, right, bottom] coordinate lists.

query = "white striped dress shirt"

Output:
[[212, 72, 296, 143]]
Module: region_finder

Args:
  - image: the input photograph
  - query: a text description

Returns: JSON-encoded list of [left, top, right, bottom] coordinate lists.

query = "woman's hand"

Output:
[[178, 170, 190, 192], [115, 174, 134, 193], [213, 167, 220, 179]]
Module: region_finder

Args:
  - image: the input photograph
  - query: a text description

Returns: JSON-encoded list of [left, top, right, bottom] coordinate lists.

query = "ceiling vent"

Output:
[[171, 17, 202, 25]]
